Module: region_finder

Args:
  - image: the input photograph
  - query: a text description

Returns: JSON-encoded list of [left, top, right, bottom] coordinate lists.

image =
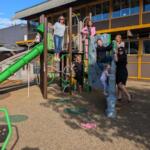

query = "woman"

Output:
[[116, 34, 125, 48], [115, 47, 131, 102], [53, 16, 66, 61], [82, 20, 96, 59]]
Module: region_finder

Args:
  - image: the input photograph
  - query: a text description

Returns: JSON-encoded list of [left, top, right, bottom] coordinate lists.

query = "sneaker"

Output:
[[104, 91, 108, 96]]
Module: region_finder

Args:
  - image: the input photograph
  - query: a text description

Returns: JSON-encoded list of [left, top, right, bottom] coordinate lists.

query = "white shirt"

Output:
[[117, 42, 125, 48], [100, 70, 109, 81], [54, 22, 66, 37]]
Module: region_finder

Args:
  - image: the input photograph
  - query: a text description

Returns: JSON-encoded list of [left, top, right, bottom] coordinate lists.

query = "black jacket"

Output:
[[96, 44, 112, 62]]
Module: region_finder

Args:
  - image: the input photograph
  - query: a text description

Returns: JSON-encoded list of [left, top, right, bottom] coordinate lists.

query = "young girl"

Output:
[[82, 20, 96, 59], [100, 64, 111, 96], [53, 16, 66, 61]]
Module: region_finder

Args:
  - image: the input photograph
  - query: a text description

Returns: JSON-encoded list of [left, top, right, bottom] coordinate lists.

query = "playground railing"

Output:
[[0, 108, 12, 150]]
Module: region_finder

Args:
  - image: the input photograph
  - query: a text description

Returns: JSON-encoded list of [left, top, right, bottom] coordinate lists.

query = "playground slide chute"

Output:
[[0, 43, 43, 83]]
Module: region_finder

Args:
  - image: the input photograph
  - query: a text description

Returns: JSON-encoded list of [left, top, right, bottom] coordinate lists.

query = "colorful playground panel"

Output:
[[88, 34, 111, 89]]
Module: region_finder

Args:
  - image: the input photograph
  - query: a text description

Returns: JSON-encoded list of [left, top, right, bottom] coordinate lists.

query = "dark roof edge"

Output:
[[15, 0, 48, 13]]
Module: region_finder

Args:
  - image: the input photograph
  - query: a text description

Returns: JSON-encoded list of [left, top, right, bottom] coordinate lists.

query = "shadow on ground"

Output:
[[41, 86, 150, 149], [0, 93, 11, 100]]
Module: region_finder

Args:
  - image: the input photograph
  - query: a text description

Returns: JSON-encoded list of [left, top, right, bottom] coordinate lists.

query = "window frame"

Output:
[[143, 0, 150, 12], [125, 39, 139, 55], [143, 39, 150, 54], [112, 0, 139, 19], [89, 1, 110, 23]]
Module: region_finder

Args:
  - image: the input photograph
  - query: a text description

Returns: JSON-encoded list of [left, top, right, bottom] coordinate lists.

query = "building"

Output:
[[14, 0, 150, 80], [0, 24, 27, 45], [0, 24, 36, 84]]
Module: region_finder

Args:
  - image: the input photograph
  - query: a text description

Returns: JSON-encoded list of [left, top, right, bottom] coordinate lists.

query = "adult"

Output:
[[116, 34, 125, 48], [53, 16, 66, 61], [115, 47, 131, 102]]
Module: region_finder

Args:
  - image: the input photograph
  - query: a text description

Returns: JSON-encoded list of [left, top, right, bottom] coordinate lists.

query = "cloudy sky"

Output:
[[0, 0, 46, 29]]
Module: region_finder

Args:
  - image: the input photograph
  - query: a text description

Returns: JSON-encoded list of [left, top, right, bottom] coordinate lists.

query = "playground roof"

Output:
[[14, 0, 77, 20]]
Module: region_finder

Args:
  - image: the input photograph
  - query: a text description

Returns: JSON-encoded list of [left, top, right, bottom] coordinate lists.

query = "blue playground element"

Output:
[[88, 35, 117, 118]]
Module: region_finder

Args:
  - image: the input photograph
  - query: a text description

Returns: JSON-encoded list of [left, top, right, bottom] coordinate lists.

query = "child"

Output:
[[73, 55, 83, 93], [96, 39, 112, 70], [82, 20, 96, 59], [100, 64, 111, 96]]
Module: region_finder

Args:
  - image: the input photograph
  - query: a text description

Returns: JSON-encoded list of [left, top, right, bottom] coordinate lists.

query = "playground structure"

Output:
[[0, 7, 120, 149], [0, 8, 119, 149], [0, 8, 117, 116]]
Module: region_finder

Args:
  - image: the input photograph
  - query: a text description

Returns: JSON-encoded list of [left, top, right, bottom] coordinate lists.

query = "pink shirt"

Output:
[[82, 26, 96, 37]]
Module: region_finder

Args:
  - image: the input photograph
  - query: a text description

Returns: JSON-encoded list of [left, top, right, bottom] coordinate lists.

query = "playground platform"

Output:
[[0, 80, 150, 150]]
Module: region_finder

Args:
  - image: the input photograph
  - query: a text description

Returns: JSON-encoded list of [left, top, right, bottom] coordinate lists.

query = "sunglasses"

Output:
[[60, 18, 64, 20]]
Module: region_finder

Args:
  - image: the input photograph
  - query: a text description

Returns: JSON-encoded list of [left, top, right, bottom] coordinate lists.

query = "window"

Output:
[[112, 0, 139, 18], [125, 40, 138, 54], [102, 1, 109, 20], [121, 0, 130, 17], [112, 0, 121, 18], [131, 0, 139, 14], [143, 0, 150, 12], [143, 40, 150, 54], [89, 1, 109, 22]]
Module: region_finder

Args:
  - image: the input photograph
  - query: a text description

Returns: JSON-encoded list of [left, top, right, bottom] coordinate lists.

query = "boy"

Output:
[[96, 39, 112, 70], [73, 56, 83, 93]]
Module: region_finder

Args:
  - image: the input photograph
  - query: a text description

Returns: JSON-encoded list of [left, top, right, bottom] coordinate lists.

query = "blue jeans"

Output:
[[54, 35, 63, 53]]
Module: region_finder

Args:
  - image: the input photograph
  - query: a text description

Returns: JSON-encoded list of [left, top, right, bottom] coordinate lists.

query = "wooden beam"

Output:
[[39, 14, 48, 99], [43, 16, 48, 99]]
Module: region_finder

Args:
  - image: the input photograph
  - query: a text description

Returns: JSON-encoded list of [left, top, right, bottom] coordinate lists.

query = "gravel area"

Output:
[[0, 80, 150, 150]]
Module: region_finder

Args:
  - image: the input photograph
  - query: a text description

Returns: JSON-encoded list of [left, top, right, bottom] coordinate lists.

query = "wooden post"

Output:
[[40, 15, 45, 95], [40, 14, 48, 99], [43, 16, 48, 99], [69, 7, 73, 94]]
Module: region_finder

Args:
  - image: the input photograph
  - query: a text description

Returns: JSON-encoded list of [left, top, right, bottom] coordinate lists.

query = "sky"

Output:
[[0, 0, 46, 29]]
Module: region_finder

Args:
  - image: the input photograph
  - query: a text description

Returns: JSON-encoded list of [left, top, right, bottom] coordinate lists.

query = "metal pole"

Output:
[[27, 44, 30, 97], [69, 7, 73, 95]]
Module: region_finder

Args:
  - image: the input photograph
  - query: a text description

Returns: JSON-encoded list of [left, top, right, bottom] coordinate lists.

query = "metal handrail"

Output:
[[0, 108, 12, 150]]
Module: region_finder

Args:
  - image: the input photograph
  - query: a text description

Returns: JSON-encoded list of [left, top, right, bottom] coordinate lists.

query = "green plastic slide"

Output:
[[0, 43, 44, 83]]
